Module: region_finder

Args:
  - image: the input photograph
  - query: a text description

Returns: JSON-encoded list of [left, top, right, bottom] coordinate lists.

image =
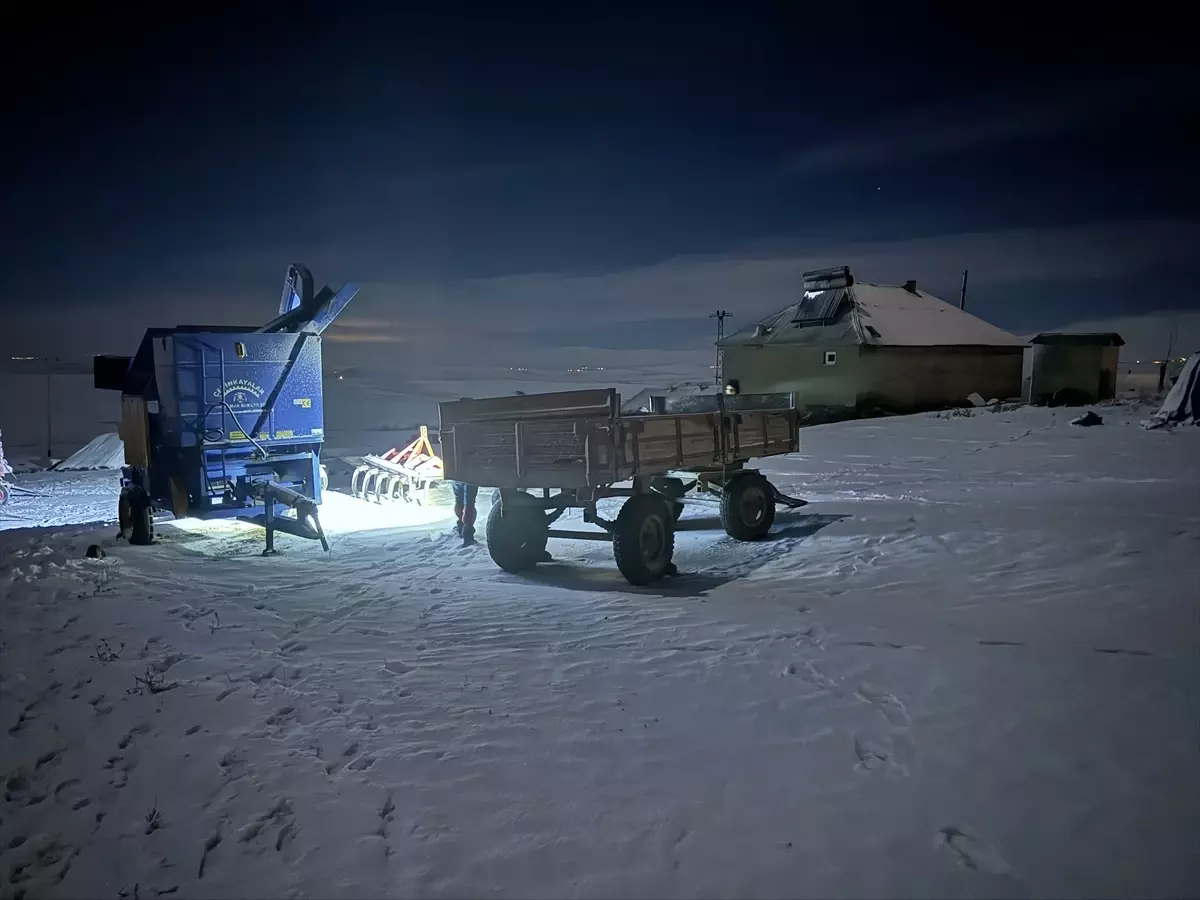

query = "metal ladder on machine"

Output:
[[195, 343, 246, 505]]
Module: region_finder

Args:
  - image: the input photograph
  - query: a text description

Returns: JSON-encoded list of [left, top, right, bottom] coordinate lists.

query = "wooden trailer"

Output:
[[438, 389, 805, 585]]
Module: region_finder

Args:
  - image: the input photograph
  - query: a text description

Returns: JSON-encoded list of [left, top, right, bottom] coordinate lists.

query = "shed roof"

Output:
[[1028, 332, 1125, 347], [720, 277, 1026, 349]]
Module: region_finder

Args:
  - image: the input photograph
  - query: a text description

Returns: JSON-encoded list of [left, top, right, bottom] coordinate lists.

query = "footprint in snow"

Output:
[[348, 755, 377, 771], [853, 733, 907, 776], [934, 826, 1012, 875]]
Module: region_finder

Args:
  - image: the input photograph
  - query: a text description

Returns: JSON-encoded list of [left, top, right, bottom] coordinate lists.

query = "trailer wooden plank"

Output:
[[439, 389, 617, 427], [440, 390, 800, 489]]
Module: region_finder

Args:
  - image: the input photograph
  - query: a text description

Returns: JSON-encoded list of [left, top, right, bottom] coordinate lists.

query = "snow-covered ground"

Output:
[[1, 403, 1198, 899]]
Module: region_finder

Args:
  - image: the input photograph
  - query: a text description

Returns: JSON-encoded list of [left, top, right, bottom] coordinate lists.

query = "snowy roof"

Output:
[[1028, 332, 1125, 347], [720, 279, 1027, 349]]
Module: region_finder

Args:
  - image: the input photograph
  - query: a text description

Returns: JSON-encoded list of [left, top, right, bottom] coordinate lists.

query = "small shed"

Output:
[[1022, 333, 1125, 405]]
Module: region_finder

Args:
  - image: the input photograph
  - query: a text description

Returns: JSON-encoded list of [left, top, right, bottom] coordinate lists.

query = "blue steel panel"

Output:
[[164, 332, 326, 449]]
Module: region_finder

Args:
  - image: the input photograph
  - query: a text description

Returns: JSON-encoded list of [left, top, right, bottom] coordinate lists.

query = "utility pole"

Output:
[[959, 269, 969, 311], [1160, 316, 1179, 393], [45, 358, 53, 462], [710, 310, 731, 389]]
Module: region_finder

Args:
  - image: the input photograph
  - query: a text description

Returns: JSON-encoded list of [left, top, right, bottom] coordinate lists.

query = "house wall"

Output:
[[722, 344, 864, 407], [723, 343, 1024, 413], [1099, 346, 1120, 400], [859, 346, 1025, 409], [1025, 344, 1120, 404]]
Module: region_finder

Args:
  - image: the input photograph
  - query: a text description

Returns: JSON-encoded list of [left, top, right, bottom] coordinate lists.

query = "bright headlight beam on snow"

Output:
[[315, 490, 454, 535], [164, 491, 457, 545]]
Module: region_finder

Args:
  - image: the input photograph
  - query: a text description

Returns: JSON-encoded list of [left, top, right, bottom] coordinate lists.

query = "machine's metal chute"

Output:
[[259, 274, 359, 336], [278, 263, 315, 315]]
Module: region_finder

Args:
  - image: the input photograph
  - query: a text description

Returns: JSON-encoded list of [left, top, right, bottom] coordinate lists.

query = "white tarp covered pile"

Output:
[[56, 433, 126, 470], [0, 428, 12, 478], [1144, 351, 1200, 429]]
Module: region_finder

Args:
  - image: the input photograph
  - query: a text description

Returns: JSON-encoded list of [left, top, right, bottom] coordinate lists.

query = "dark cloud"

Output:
[[784, 75, 1186, 176]]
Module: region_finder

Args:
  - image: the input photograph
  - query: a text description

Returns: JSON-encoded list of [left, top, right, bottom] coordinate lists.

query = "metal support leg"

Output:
[[256, 482, 329, 554], [263, 501, 278, 556], [772, 485, 808, 509]]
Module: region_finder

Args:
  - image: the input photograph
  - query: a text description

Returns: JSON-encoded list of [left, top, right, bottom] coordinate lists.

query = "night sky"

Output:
[[3, 7, 1198, 365]]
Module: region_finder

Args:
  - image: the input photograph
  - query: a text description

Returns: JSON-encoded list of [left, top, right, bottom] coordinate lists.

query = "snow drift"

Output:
[[55, 432, 125, 470]]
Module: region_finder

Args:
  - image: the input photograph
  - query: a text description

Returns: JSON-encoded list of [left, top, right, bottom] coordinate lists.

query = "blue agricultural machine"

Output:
[[93, 264, 358, 553]]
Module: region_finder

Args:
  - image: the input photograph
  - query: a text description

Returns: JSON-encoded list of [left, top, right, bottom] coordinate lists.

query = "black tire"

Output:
[[485, 498, 549, 573], [613, 494, 676, 585], [720, 472, 775, 541], [120, 485, 154, 545]]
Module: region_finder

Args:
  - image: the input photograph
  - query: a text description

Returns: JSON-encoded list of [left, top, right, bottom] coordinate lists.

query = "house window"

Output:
[[823, 350, 837, 366]]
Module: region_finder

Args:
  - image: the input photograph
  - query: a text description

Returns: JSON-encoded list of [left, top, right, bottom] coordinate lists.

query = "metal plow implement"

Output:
[[351, 426, 449, 505]]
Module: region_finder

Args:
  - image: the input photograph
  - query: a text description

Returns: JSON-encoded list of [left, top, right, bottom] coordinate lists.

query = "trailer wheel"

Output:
[[613, 494, 676, 585], [119, 485, 154, 546], [485, 500, 549, 573], [720, 472, 775, 541]]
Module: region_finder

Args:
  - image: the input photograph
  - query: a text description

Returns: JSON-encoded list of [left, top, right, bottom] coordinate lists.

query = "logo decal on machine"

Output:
[[216, 379, 266, 411]]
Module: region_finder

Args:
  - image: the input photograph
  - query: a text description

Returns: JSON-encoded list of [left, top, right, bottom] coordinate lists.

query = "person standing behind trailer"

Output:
[[451, 480, 479, 546], [446, 397, 480, 547]]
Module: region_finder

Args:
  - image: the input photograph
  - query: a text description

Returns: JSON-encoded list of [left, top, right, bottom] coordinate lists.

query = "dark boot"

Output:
[[461, 506, 477, 546]]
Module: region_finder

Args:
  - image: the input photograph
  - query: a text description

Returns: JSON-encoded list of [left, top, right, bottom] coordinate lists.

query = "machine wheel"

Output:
[[720, 472, 775, 541], [485, 499, 549, 573], [119, 485, 154, 546], [613, 494, 676, 585], [319, 465, 328, 492]]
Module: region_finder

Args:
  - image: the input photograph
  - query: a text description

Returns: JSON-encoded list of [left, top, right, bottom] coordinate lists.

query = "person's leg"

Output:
[[451, 481, 465, 536], [461, 485, 479, 544]]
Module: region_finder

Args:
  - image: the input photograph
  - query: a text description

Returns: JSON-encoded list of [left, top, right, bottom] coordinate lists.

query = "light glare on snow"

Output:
[[316, 489, 454, 534], [166, 490, 454, 538]]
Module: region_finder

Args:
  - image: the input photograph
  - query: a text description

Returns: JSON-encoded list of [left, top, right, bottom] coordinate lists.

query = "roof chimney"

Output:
[[903, 280, 918, 294]]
